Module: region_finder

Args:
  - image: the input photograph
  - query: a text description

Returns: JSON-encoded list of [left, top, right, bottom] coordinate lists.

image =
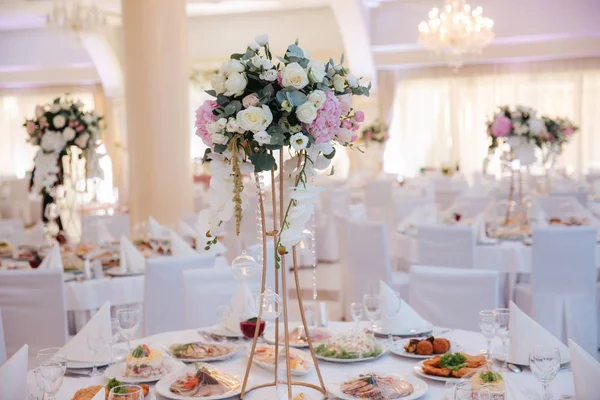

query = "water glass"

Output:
[[87, 330, 107, 376], [117, 308, 141, 351], [478, 310, 498, 361], [529, 346, 560, 400], [111, 317, 122, 362], [349, 302, 363, 332], [363, 294, 382, 337], [108, 385, 144, 400], [382, 291, 402, 347], [36, 348, 67, 400], [495, 308, 510, 369]]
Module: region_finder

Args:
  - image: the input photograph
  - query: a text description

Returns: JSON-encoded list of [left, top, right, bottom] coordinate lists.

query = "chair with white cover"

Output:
[[515, 227, 598, 355], [434, 189, 463, 212], [364, 180, 394, 222], [534, 195, 581, 217], [0, 270, 67, 358], [0, 309, 6, 365], [315, 187, 350, 262], [343, 218, 409, 315], [182, 268, 239, 329], [416, 225, 477, 269], [450, 196, 493, 219], [0, 178, 31, 224], [144, 254, 216, 335], [81, 214, 130, 245], [409, 265, 500, 331], [549, 190, 589, 208], [394, 198, 434, 227], [0, 219, 25, 247]]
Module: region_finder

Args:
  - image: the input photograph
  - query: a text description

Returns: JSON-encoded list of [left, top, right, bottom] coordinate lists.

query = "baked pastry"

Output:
[[432, 338, 451, 354], [416, 340, 433, 355], [125, 344, 164, 378]]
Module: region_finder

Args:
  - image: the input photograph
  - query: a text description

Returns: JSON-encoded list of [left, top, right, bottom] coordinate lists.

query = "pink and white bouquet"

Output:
[[487, 105, 546, 149], [359, 120, 388, 144], [195, 34, 370, 258]]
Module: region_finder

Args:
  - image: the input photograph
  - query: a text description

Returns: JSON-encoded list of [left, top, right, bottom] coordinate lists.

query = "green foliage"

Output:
[[249, 151, 276, 173]]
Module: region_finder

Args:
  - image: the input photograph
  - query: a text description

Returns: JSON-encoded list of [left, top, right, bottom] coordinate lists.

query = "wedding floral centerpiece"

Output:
[[538, 116, 578, 167], [358, 120, 388, 144], [195, 34, 370, 261]]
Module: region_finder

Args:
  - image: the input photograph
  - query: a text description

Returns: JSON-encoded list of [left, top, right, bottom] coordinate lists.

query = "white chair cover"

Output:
[[0, 219, 25, 246], [81, 214, 130, 245], [449, 196, 493, 219], [515, 227, 598, 355], [182, 268, 239, 329], [315, 187, 350, 262], [394, 198, 434, 226], [364, 180, 394, 221], [534, 195, 582, 217], [0, 178, 31, 224], [0, 270, 67, 358], [144, 254, 216, 335], [549, 190, 589, 207], [434, 189, 462, 212], [409, 265, 500, 331], [0, 309, 6, 365], [416, 225, 477, 269]]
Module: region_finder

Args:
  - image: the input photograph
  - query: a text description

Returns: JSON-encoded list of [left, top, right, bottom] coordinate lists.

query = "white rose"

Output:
[[211, 133, 229, 145], [50, 104, 60, 113], [248, 42, 260, 51], [254, 131, 271, 145], [74, 133, 90, 148], [307, 90, 327, 110], [282, 62, 309, 89], [346, 74, 359, 88], [206, 122, 221, 135], [290, 133, 308, 151], [61, 102, 70, 110], [336, 127, 353, 144], [75, 100, 84, 108], [221, 59, 245, 77], [295, 102, 318, 124], [333, 75, 346, 92], [529, 118, 545, 136], [307, 60, 326, 83], [251, 55, 273, 70], [211, 74, 227, 94], [224, 72, 248, 96], [52, 115, 66, 129], [35, 105, 45, 118], [236, 105, 273, 133], [255, 34, 269, 46], [216, 118, 227, 129], [82, 114, 94, 124], [226, 118, 241, 133], [62, 127, 76, 141], [259, 70, 278, 82]]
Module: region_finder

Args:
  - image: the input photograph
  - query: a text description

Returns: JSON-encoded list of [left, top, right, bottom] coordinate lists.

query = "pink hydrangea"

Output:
[[195, 100, 218, 147], [564, 127, 574, 136], [305, 91, 341, 143], [492, 115, 512, 137]]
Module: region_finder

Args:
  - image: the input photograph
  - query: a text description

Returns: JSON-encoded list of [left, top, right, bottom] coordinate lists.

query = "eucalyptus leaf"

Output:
[[230, 53, 243, 60], [224, 103, 237, 116], [286, 91, 307, 107], [297, 59, 309, 69], [249, 152, 276, 173], [205, 90, 217, 97], [214, 144, 227, 153], [217, 95, 230, 107], [277, 56, 288, 64], [276, 91, 286, 104], [269, 132, 286, 146], [340, 53, 345, 65], [286, 44, 304, 58]]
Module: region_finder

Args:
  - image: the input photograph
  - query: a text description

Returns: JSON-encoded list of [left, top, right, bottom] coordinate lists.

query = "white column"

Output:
[[121, 0, 192, 226]]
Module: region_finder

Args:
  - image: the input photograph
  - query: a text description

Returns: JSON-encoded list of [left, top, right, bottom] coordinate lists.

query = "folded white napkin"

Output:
[[397, 204, 437, 232], [148, 216, 168, 238], [169, 229, 198, 257], [380, 281, 430, 334], [568, 338, 600, 399], [0, 344, 27, 400], [473, 214, 496, 244], [38, 243, 63, 270], [509, 301, 570, 365], [62, 302, 111, 363], [94, 220, 115, 245], [120, 236, 145, 274], [22, 222, 45, 246], [92, 388, 105, 400], [220, 282, 257, 334]]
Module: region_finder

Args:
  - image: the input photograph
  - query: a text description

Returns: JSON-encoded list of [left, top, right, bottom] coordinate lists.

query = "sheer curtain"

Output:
[[383, 58, 600, 177]]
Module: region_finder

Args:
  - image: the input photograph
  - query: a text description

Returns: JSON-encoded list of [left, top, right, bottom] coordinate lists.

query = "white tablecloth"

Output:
[[54, 322, 576, 400]]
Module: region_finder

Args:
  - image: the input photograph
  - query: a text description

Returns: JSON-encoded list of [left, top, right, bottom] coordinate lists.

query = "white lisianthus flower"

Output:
[[336, 127, 354, 144], [224, 72, 248, 96], [251, 55, 273, 70], [82, 114, 94, 124], [52, 115, 66, 129], [216, 118, 227, 129], [211, 133, 229, 145], [529, 118, 546, 136], [210, 74, 227, 94], [226, 118, 240, 133], [35, 105, 45, 118], [62, 127, 76, 141], [207, 122, 221, 135], [50, 104, 61, 113], [41, 131, 66, 153], [346, 74, 359, 88], [255, 34, 269, 46], [295, 102, 318, 124], [236, 105, 273, 133], [307, 90, 327, 109], [282, 62, 309, 89], [307, 60, 326, 83], [221, 59, 245, 77], [254, 131, 271, 145], [333, 75, 346, 92], [74, 132, 90, 148], [290, 133, 308, 151], [259, 70, 278, 82], [248, 42, 260, 51]]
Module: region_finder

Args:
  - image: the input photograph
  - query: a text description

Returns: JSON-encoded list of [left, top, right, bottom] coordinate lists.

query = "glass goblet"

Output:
[[36, 348, 67, 400], [529, 346, 560, 400], [495, 308, 510, 370], [478, 310, 498, 361], [86, 330, 107, 376], [116, 308, 141, 352], [363, 294, 382, 337], [349, 302, 363, 333]]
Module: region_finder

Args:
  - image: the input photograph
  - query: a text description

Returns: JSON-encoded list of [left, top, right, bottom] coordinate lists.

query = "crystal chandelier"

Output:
[[47, 0, 106, 33], [418, 0, 494, 68]]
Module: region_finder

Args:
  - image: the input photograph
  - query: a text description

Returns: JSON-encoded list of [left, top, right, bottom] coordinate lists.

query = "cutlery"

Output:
[[507, 363, 522, 373]]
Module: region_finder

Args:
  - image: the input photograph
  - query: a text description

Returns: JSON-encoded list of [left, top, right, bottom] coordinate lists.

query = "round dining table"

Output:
[[53, 322, 575, 400]]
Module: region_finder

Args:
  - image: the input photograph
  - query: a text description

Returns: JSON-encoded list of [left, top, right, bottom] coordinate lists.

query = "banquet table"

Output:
[[54, 322, 576, 399]]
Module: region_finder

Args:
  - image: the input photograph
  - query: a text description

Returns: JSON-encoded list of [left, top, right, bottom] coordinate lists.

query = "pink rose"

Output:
[[351, 132, 358, 142], [564, 127, 574, 136], [26, 121, 36, 134], [342, 119, 352, 130], [354, 111, 365, 122], [242, 93, 259, 108], [195, 100, 219, 147], [69, 121, 76, 128], [338, 94, 351, 114], [277, 71, 283, 86], [491, 115, 512, 137], [76, 125, 84, 132]]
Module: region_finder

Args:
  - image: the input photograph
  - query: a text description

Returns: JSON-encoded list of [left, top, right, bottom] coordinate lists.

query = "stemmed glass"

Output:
[[350, 302, 363, 333], [495, 308, 510, 370], [36, 348, 67, 400], [87, 330, 108, 376], [117, 308, 141, 351], [110, 317, 122, 363], [529, 346, 560, 400], [363, 294, 382, 337], [108, 385, 144, 400], [479, 310, 498, 361], [382, 291, 402, 348]]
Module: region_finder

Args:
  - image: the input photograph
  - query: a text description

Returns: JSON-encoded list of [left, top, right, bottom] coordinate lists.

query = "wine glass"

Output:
[[363, 294, 382, 337], [110, 318, 122, 363], [349, 302, 363, 333], [87, 330, 107, 376], [495, 308, 510, 370], [382, 291, 402, 348], [36, 348, 67, 400], [117, 308, 141, 351], [478, 310, 498, 361], [529, 346, 560, 400], [453, 380, 492, 400], [108, 385, 144, 400]]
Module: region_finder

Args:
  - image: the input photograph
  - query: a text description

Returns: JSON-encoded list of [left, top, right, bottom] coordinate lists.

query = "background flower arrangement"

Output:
[[358, 119, 388, 144], [195, 34, 370, 263], [487, 105, 547, 149]]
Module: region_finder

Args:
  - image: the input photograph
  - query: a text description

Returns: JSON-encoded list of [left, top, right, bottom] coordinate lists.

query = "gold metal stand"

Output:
[[503, 149, 528, 228], [240, 150, 327, 400]]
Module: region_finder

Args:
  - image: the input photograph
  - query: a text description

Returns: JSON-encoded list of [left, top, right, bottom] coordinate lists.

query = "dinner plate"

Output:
[[315, 347, 387, 364], [252, 347, 314, 376], [328, 373, 428, 400], [373, 323, 434, 338], [154, 365, 248, 400], [161, 343, 238, 363], [104, 358, 185, 383], [262, 325, 334, 348], [389, 339, 461, 359], [201, 324, 245, 339], [413, 359, 459, 383], [67, 360, 110, 369], [105, 267, 144, 277]]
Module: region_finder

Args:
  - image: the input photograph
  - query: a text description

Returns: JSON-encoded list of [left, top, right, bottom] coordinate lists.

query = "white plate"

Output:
[[374, 324, 434, 337], [390, 339, 461, 359], [201, 325, 245, 339], [328, 373, 428, 400], [315, 347, 387, 364], [105, 267, 144, 277], [104, 358, 185, 383], [262, 326, 334, 348], [413, 360, 459, 383], [252, 346, 313, 376], [67, 360, 110, 369], [162, 343, 238, 363], [155, 364, 247, 400]]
